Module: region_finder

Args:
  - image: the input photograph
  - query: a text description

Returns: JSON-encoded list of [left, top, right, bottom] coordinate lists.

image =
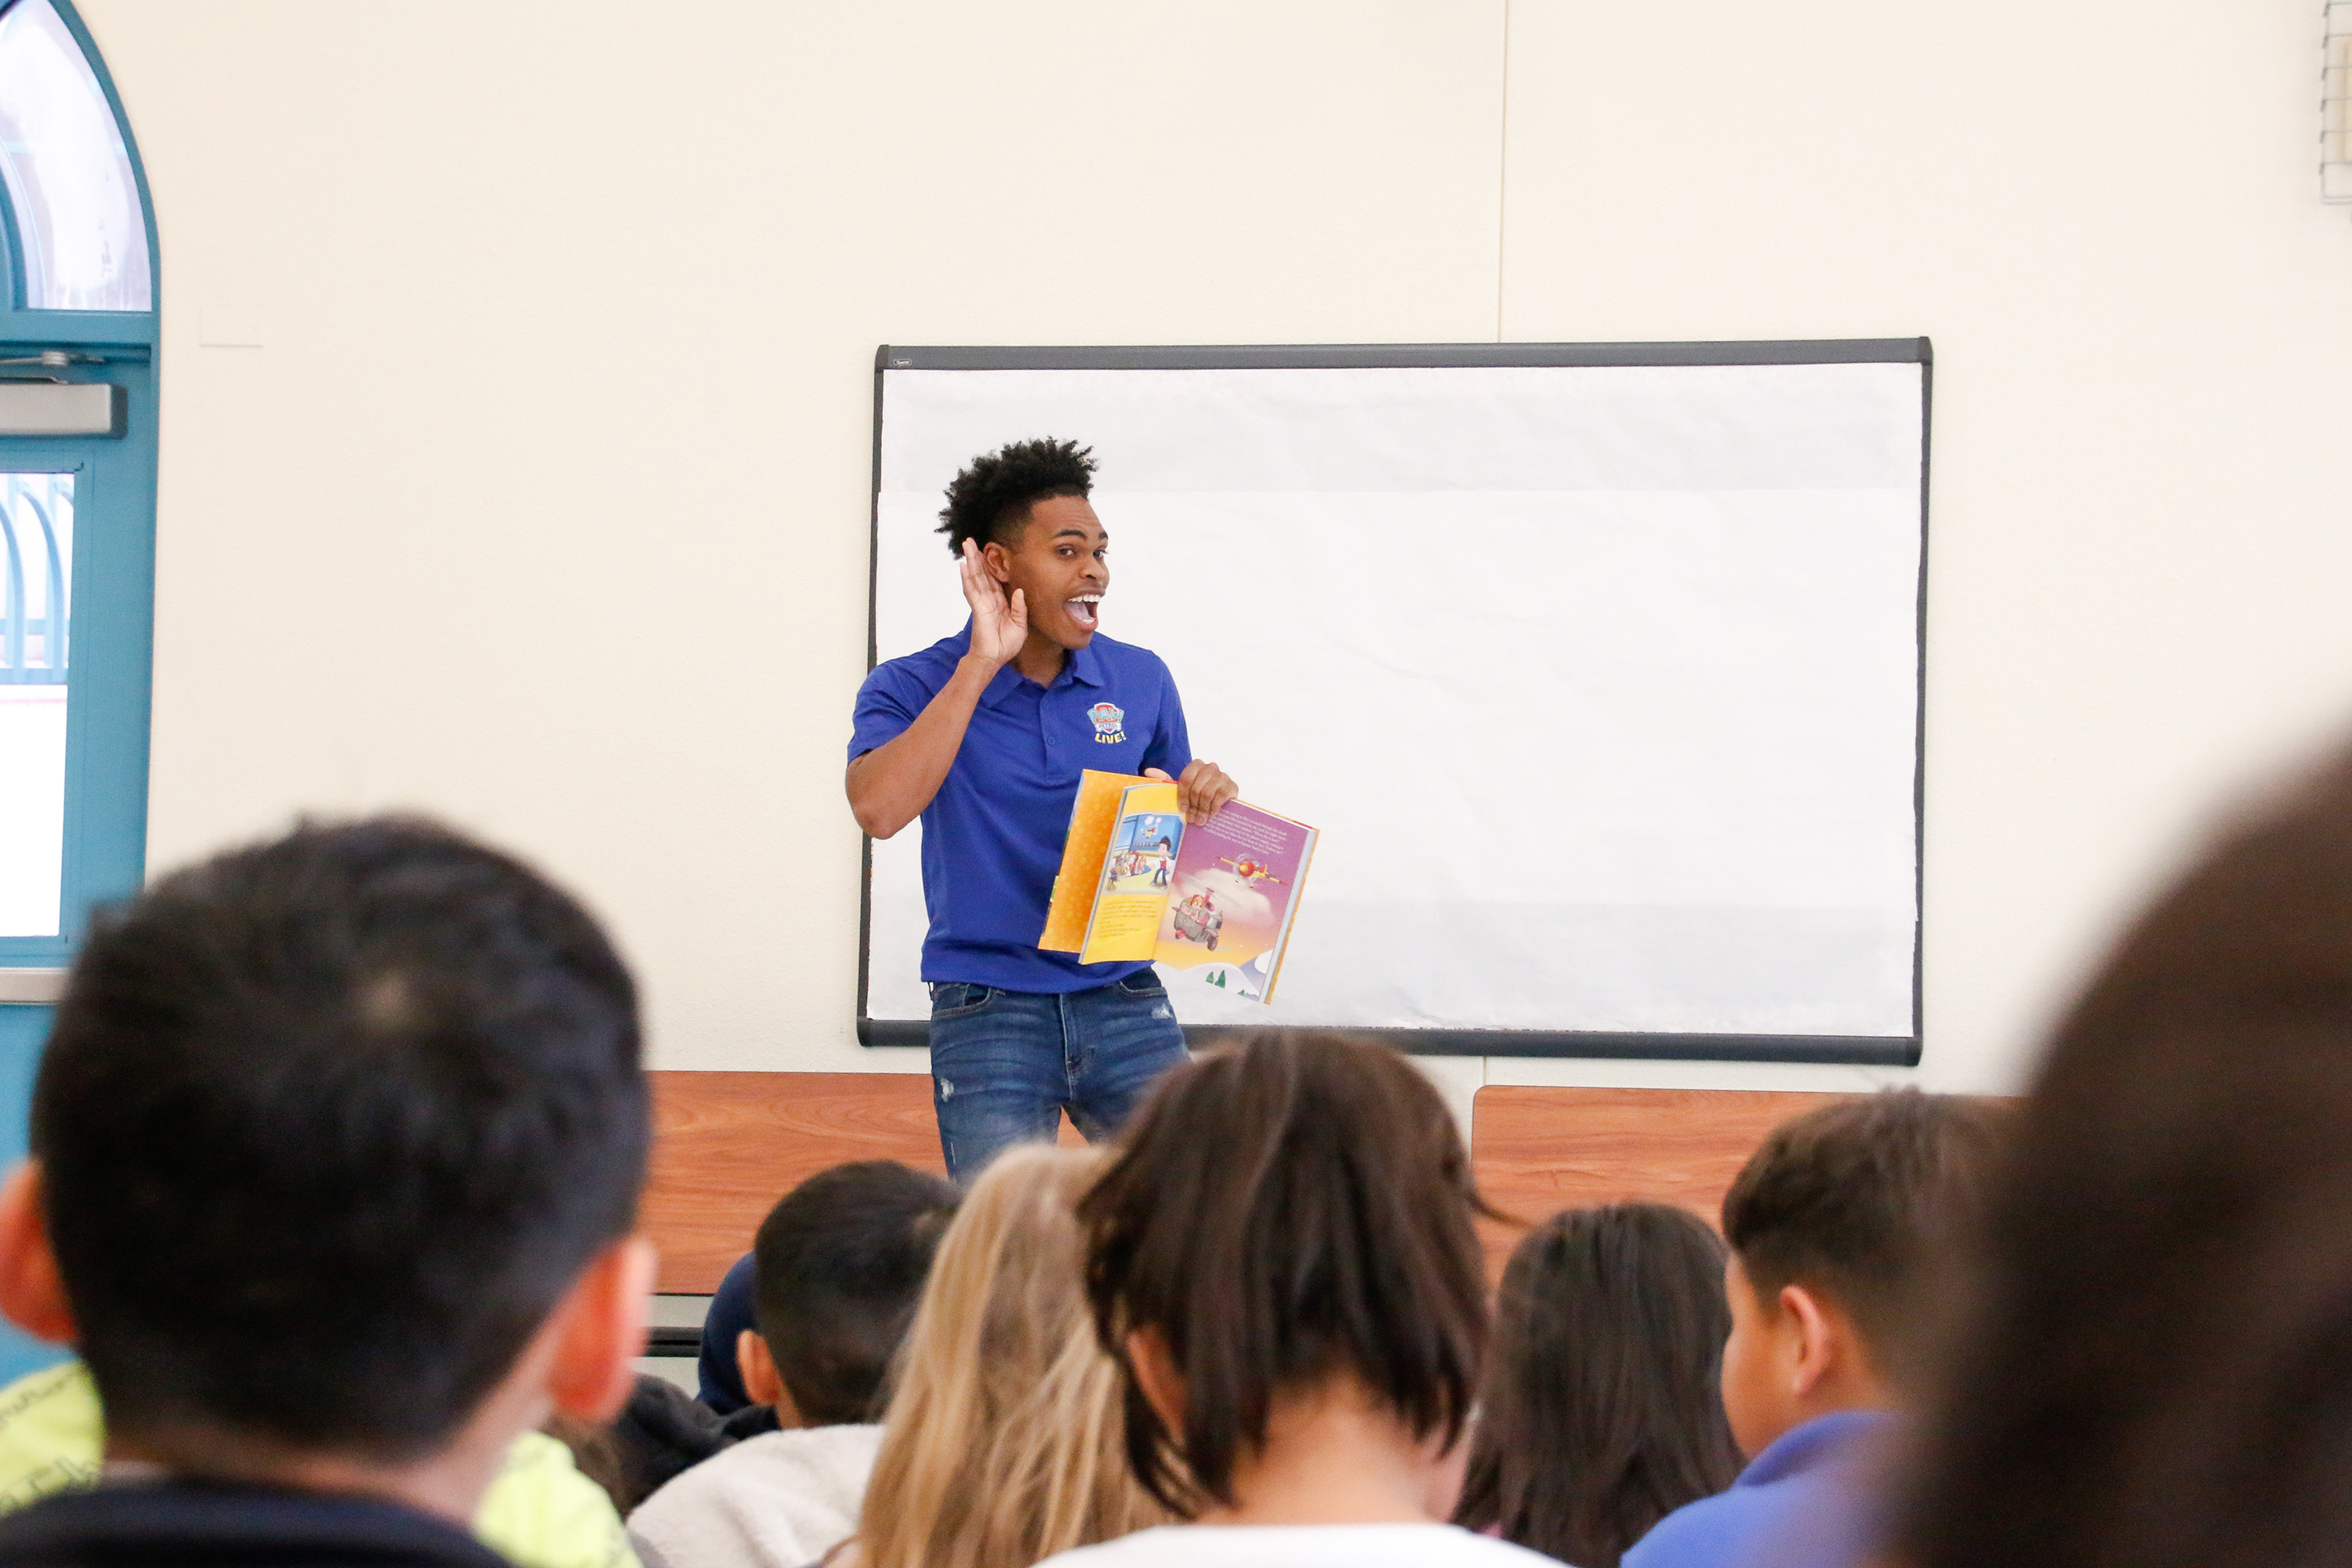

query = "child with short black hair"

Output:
[[1623, 1090, 2001, 1568], [1040, 1030, 1553, 1568], [627, 1161, 959, 1568], [0, 818, 652, 1568]]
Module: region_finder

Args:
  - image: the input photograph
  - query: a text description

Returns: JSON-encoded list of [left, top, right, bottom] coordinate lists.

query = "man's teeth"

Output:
[[1069, 597, 1102, 626]]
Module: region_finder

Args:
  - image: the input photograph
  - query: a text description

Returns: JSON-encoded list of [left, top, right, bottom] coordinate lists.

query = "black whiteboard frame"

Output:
[[858, 338, 1931, 1067]]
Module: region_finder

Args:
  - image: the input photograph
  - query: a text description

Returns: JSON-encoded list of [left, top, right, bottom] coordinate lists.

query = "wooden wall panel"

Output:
[[643, 1070, 1078, 1293], [644, 1073, 1857, 1294], [643, 1071, 941, 1293], [1469, 1085, 1852, 1279]]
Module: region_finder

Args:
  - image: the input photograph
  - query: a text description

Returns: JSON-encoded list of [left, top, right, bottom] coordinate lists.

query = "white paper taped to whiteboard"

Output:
[[862, 346, 1926, 1055]]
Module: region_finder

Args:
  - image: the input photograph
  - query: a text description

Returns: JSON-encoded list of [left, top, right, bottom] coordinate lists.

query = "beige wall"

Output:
[[69, 1, 2352, 1100]]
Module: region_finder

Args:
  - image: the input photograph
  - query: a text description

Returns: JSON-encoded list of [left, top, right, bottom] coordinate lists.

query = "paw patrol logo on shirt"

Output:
[[1087, 702, 1127, 744]]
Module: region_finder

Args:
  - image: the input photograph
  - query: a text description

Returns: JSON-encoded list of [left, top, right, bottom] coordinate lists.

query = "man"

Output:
[[0, 818, 653, 1568], [848, 437, 1238, 1181]]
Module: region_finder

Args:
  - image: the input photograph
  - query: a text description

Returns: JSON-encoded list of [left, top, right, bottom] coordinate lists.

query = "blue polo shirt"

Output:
[[1624, 1410, 1893, 1568], [850, 624, 1191, 993]]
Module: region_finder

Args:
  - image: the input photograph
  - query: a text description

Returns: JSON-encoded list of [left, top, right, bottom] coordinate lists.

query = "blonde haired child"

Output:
[[845, 1145, 1167, 1568]]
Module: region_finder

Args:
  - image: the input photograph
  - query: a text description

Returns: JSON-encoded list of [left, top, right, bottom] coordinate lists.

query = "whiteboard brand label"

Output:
[[1088, 702, 1127, 744]]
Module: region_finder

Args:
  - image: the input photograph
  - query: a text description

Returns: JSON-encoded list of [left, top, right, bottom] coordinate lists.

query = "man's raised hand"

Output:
[[960, 539, 1027, 667]]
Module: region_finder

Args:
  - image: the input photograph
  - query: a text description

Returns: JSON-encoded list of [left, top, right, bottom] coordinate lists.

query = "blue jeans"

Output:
[[927, 970, 1189, 1183]]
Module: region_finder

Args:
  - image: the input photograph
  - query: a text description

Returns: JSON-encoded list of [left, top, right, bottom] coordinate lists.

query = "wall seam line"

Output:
[[1495, 0, 1512, 343]]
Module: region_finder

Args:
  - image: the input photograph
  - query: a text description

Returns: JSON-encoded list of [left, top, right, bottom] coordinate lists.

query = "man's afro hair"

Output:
[[937, 437, 1096, 556]]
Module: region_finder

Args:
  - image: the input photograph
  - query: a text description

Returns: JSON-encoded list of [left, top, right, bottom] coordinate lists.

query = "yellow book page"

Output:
[[1080, 782, 1181, 964], [1038, 770, 1146, 953]]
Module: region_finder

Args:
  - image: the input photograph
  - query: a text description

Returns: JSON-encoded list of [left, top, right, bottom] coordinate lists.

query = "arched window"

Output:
[[0, 0, 151, 311], [0, 0, 158, 1381]]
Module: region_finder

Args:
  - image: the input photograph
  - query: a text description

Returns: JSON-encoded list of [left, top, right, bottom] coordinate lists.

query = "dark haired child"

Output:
[[695, 1254, 760, 1415], [1456, 1204, 1743, 1568], [0, 1356, 633, 1567], [628, 1161, 960, 1568], [847, 437, 1239, 1181], [1896, 745, 2352, 1568], [1043, 1031, 1553, 1568], [0, 818, 652, 1568], [1623, 1091, 2000, 1568]]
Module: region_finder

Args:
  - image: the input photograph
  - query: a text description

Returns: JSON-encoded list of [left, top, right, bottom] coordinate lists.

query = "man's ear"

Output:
[[735, 1328, 800, 1427], [979, 538, 1015, 583], [1125, 1327, 1186, 1438], [0, 1163, 74, 1346], [545, 1234, 656, 1423]]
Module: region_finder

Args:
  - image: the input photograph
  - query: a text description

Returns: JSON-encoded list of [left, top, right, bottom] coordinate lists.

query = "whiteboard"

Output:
[[861, 343, 1927, 1063]]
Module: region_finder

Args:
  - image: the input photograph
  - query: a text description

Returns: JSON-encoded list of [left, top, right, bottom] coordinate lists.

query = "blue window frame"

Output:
[[0, 0, 158, 1383], [0, 0, 156, 968]]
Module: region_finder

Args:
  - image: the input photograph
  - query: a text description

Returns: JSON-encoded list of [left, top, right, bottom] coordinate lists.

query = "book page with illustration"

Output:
[[1152, 801, 1317, 1003], [1076, 782, 1185, 964]]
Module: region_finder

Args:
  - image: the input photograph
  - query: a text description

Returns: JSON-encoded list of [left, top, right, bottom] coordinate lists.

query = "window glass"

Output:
[[0, 0, 150, 311], [0, 473, 69, 936]]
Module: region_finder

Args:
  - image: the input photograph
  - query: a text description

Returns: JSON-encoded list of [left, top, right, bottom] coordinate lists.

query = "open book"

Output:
[[1038, 770, 1318, 1004]]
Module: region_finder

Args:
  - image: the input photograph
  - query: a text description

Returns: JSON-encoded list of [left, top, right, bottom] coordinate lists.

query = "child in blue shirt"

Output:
[[1624, 1092, 2001, 1568]]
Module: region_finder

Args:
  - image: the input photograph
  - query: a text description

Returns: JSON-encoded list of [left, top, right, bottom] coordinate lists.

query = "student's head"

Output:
[[1456, 1203, 1742, 1568], [937, 437, 1106, 652], [0, 817, 652, 1479], [1080, 1030, 1487, 1518], [735, 1160, 960, 1428], [1718, 1090, 2001, 1458], [1897, 750, 2352, 1568], [860, 1145, 1166, 1568]]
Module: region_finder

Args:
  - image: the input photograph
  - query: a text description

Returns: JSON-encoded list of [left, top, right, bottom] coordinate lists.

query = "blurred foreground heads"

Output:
[[0, 816, 653, 1568], [1897, 748, 2352, 1568]]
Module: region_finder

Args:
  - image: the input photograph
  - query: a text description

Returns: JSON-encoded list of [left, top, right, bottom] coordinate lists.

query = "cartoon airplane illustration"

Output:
[[1218, 855, 1288, 887]]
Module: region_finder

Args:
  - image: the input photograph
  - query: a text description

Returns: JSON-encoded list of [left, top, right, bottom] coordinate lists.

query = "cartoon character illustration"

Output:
[[1171, 889, 1223, 949], [1152, 836, 1174, 887], [1218, 854, 1287, 887]]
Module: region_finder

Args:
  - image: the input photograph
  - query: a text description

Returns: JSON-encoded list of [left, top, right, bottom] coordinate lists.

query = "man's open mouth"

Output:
[[1067, 593, 1102, 631]]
